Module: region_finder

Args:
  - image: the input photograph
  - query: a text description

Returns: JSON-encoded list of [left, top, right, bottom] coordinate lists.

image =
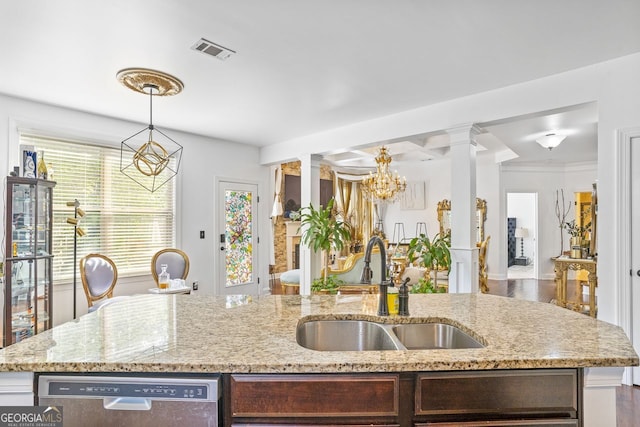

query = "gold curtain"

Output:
[[335, 178, 352, 221], [335, 176, 374, 254]]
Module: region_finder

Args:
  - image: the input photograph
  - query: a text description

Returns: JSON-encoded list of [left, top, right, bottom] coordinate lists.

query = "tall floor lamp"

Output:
[[66, 200, 86, 319], [515, 227, 529, 258]]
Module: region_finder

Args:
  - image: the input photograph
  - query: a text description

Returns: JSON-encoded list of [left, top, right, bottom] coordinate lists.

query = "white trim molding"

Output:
[[0, 372, 34, 406], [615, 126, 640, 385], [583, 367, 624, 427]]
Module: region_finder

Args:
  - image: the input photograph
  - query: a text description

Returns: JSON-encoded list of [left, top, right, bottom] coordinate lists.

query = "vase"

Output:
[[570, 237, 583, 258]]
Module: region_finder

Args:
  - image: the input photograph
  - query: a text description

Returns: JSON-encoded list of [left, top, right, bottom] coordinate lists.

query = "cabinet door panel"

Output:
[[230, 374, 399, 417], [232, 425, 400, 427], [416, 420, 578, 426], [416, 369, 578, 418]]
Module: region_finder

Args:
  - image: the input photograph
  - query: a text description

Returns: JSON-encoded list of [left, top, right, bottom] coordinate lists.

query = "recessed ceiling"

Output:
[[0, 1, 637, 161]]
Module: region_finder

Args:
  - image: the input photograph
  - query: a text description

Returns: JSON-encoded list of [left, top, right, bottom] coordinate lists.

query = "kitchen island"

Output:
[[0, 293, 636, 426]]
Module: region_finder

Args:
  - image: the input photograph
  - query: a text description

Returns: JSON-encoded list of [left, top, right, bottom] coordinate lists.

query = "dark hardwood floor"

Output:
[[617, 383, 640, 427], [270, 276, 640, 426]]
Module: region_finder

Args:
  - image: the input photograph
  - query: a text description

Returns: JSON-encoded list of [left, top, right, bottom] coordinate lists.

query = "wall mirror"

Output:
[[437, 198, 487, 243], [574, 183, 597, 257]]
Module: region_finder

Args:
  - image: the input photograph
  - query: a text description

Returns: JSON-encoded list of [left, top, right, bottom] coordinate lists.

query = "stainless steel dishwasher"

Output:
[[36, 374, 220, 427]]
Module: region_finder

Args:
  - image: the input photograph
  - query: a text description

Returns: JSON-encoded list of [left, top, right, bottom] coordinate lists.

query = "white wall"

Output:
[[383, 158, 451, 244], [0, 93, 270, 326]]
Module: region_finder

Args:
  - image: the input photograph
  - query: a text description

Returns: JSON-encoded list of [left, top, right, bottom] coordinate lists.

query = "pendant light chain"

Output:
[[148, 85, 154, 130]]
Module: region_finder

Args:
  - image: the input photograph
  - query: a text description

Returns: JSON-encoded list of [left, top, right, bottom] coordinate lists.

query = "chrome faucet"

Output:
[[360, 236, 393, 316]]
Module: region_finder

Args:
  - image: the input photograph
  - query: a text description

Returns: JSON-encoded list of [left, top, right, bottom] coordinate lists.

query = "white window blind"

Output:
[[20, 133, 176, 283]]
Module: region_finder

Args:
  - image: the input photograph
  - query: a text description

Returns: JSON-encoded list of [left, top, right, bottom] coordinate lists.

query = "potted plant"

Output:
[[410, 276, 447, 294], [310, 275, 345, 294], [299, 198, 351, 288], [406, 232, 451, 291], [564, 220, 591, 258]]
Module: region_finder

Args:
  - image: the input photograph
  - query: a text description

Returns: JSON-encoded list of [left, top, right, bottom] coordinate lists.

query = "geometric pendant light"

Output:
[[117, 68, 184, 192]]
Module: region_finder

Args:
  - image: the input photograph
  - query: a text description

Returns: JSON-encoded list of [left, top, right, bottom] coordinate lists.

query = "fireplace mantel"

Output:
[[285, 221, 301, 270]]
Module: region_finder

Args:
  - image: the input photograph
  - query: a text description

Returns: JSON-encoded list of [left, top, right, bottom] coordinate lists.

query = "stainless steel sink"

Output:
[[296, 319, 484, 351], [296, 320, 400, 351], [391, 323, 484, 350]]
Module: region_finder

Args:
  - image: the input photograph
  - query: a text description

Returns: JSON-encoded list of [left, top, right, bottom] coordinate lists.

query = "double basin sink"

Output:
[[296, 319, 484, 351]]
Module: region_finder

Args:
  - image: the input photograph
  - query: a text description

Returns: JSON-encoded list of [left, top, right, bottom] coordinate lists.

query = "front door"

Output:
[[217, 180, 259, 296], [631, 136, 640, 385]]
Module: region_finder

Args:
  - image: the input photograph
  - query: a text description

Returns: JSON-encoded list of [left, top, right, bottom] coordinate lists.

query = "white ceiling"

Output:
[[1, 1, 639, 165]]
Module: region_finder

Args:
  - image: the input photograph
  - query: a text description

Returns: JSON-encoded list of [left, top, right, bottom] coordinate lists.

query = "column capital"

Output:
[[447, 123, 483, 147], [297, 153, 324, 166]]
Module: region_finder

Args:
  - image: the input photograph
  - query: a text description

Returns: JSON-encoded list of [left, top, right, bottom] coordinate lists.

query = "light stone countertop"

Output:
[[0, 293, 636, 373]]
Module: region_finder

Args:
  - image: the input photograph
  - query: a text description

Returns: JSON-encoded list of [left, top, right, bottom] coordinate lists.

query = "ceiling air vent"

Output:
[[191, 38, 236, 61]]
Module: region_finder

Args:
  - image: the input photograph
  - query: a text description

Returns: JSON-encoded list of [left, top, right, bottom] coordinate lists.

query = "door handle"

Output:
[[103, 397, 152, 411], [637, 270, 640, 277], [220, 246, 225, 251]]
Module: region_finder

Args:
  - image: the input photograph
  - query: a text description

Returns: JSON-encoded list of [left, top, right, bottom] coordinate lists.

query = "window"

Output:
[[20, 133, 176, 283]]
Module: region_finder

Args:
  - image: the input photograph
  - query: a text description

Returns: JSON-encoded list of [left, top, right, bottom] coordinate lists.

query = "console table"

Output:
[[553, 256, 597, 317]]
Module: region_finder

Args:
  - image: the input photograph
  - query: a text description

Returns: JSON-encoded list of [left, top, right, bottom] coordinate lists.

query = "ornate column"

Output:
[[298, 154, 322, 295], [447, 124, 481, 293]]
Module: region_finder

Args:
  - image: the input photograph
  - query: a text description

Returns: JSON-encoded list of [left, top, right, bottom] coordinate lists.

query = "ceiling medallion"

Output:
[[116, 68, 184, 96], [118, 68, 184, 193]]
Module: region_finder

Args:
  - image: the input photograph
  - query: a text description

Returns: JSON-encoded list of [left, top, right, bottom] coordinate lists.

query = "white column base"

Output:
[[448, 247, 479, 293], [0, 372, 34, 405], [583, 367, 624, 427]]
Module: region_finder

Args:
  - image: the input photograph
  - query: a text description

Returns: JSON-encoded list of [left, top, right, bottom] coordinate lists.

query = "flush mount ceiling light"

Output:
[[117, 68, 184, 192], [536, 133, 566, 150]]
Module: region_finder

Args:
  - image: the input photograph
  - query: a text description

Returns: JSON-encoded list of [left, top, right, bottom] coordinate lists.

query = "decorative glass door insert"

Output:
[[224, 189, 253, 286]]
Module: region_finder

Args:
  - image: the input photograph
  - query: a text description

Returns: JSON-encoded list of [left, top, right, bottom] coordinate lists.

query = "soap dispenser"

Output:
[[398, 277, 410, 316]]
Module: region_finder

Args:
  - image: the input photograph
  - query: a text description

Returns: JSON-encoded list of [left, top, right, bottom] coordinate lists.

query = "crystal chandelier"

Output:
[[361, 146, 407, 203]]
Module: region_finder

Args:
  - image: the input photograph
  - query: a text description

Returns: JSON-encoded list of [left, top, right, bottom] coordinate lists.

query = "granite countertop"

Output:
[[0, 293, 637, 373]]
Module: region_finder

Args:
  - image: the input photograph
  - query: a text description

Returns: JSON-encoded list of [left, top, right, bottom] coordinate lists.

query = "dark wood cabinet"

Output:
[[227, 373, 403, 425], [224, 369, 581, 427], [415, 369, 579, 425], [416, 421, 578, 426], [3, 178, 55, 347]]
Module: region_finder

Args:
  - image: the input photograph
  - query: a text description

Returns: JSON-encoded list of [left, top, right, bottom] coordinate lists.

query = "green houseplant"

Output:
[[406, 232, 451, 291], [409, 276, 446, 294], [299, 198, 351, 289], [310, 275, 345, 294]]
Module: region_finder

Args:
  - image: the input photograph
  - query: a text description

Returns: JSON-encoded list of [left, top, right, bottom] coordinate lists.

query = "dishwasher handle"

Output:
[[103, 397, 152, 411]]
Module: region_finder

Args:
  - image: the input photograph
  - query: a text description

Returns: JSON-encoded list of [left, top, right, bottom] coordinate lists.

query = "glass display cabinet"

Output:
[[3, 177, 55, 346]]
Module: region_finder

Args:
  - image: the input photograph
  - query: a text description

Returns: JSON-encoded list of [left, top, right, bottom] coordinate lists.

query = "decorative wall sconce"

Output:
[[117, 68, 184, 192], [66, 199, 85, 319]]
